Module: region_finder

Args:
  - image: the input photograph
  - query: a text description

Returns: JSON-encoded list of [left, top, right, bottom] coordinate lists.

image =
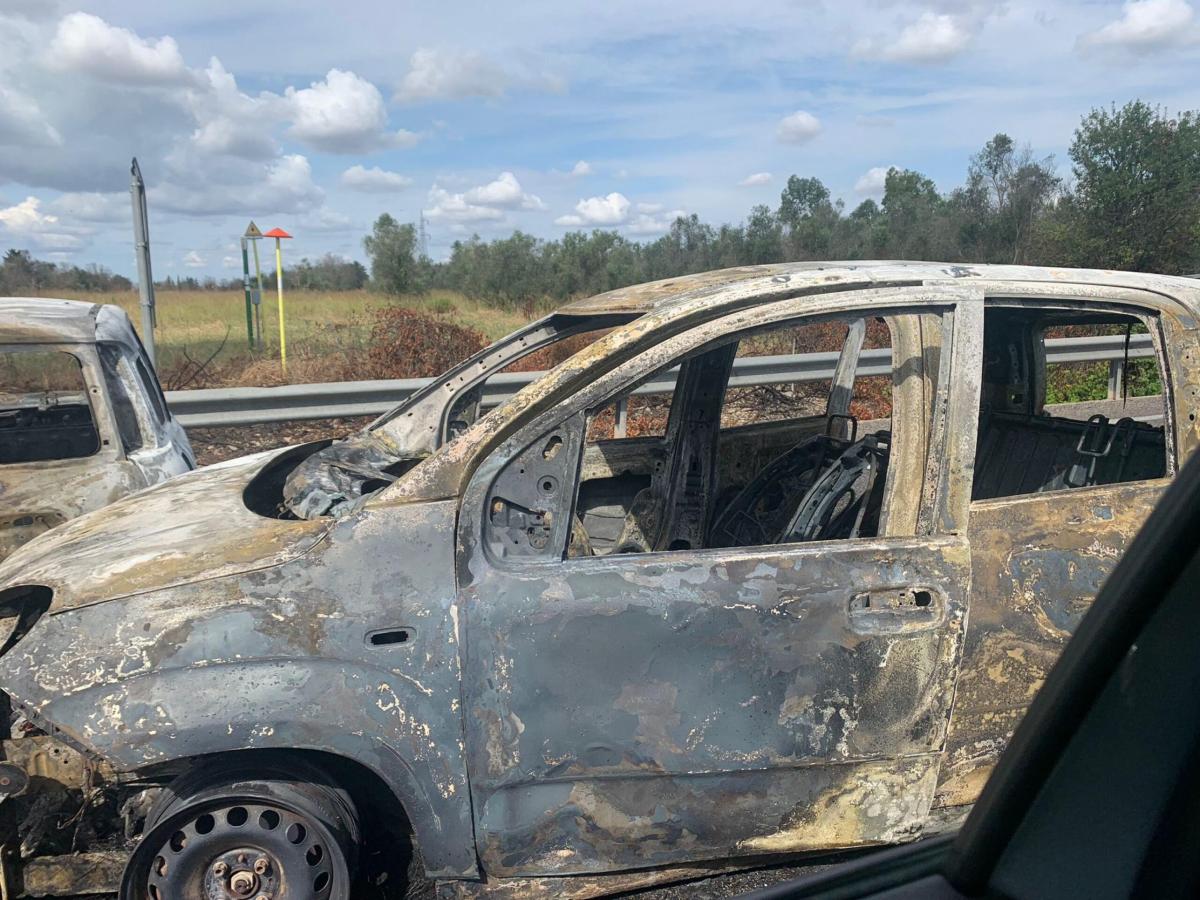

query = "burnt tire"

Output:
[[120, 758, 359, 900]]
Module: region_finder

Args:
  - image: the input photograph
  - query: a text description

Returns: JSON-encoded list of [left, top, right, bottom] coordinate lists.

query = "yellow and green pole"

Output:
[[263, 227, 293, 373]]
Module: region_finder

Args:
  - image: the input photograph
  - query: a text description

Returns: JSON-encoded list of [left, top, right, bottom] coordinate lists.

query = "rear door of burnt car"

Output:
[[456, 285, 985, 877], [933, 287, 1191, 812]]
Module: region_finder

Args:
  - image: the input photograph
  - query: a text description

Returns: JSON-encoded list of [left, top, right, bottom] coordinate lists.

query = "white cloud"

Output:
[[0, 86, 62, 148], [286, 69, 418, 153], [394, 46, 563, 103], [261, 154, 323, 208], [555, 192, 631, 226], [853, 12, 974, 64], [776, 110, 822, 144], [183, 250, 205, 268], [739, 172, 772, 186], [463, 171, 545, 209], [636, 201, 663, 213], [1078, 0, 1197, 51], [395, 47, 508, 103], [627, 209, 686, 235], [424, 186, 505, 223], [0, 195, 91, 251], [340, 164, 413, 192], [0, 196, 58, 232], [47, 12, 190, 85], [424, 171, 546, 222], [570, 160, 593, 176], [186, 58, 281, 160], [854, 166, 892, 196]]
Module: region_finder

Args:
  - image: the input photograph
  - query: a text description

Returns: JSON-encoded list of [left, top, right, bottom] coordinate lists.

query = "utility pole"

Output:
[[129, 158, 157, 365], [418, 212, 429, 259]]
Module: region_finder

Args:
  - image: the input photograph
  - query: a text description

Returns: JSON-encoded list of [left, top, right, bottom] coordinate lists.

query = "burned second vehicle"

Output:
[[0, 299, 194, 562], [0, 263, 1193, 898]]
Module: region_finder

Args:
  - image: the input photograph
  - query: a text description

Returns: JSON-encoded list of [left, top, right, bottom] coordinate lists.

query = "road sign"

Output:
[[244, 221, 264, 240]]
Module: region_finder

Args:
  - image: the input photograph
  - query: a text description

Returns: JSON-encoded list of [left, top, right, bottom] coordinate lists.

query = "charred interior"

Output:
[[0, 350, 99, 465], [973, 307, 1166, 500]]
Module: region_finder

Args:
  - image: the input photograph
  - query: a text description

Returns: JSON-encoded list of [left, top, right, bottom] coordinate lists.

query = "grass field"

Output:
[[43, 289, 531, 388]]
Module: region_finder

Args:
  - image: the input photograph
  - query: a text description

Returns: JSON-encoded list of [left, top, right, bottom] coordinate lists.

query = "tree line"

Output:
[[0, 250, 367, 295], [0, 249, 133, 295], [364, 100, 1199, 310]]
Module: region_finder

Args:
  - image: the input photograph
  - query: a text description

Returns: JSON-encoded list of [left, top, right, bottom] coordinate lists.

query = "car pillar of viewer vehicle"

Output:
[[0, 262, 1195, 898]]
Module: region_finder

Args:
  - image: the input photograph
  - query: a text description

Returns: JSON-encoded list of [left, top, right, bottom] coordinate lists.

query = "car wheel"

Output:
[[121, 759, 359, 900]]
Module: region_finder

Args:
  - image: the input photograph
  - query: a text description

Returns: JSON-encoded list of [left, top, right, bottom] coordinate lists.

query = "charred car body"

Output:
[[0, 264, 1192, 898], [0, 299, 194, 562]]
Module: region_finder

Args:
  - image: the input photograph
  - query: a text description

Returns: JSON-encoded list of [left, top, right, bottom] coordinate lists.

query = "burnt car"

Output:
[[0, 263, 1193, 898], [0, 299, 194, 561]]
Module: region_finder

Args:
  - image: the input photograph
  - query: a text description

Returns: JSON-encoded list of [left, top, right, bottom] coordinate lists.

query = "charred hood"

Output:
[[0, 446, 331, 611]]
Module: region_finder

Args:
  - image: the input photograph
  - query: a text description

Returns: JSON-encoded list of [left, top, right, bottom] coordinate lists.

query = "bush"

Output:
[[363, 306, 487, 379]]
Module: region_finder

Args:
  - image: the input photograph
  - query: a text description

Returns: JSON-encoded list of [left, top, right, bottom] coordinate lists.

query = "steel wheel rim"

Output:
[[141, 799, 342, 900]]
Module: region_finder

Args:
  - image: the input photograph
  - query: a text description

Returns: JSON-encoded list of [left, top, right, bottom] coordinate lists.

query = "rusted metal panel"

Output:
[[17, 850, 125, 897], [933, 479, 1167, 809], [459, 536, 970, 875], [0, 498, 478, 879]]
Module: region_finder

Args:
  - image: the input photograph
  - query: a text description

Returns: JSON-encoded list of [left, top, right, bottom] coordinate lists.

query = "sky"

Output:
[[0, 0, 1198, 278]]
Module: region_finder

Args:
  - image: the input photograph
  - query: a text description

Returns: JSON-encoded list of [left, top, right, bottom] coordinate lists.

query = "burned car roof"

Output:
[[557, 261, 1200, 319], [0, 298, 141, 348], [383, 261, 1200, 505]]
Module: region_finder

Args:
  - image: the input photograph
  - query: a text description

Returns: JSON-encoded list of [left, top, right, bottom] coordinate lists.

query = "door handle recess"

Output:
[[848, 587, 943, 634]]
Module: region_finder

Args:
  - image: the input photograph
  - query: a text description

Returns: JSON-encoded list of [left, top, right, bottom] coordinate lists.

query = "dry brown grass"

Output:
[[37, 288, 530, 388]]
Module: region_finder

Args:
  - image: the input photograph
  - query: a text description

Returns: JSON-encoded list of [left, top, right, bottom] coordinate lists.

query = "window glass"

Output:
[[972, 309, 1167, 501], [0, 349, 100, 464], [135, 355, 168, 425], [98, 344, 144, 454]]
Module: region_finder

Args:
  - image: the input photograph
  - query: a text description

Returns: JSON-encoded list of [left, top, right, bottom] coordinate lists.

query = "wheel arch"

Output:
[[126, 745, 460, 881]]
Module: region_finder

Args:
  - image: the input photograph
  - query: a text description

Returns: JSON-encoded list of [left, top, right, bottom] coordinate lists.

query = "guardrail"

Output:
[[166, 333, 1155, 429]]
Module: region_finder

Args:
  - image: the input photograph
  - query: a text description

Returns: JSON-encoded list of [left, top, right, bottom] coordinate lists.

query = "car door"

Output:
[[455, 287, 984, 877], [933, 296, 1180, 813]]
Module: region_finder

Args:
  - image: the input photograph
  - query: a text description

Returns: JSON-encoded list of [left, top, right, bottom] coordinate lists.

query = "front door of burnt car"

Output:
[[457, 287, 983, 877]]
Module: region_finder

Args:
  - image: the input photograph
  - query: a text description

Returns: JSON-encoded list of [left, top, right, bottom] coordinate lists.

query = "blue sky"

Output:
[[0, 0, 1198, 277]]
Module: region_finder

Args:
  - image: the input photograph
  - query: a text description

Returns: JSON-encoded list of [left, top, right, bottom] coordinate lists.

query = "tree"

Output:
[[743, 205, 783, 264], [363, 214, 423, 295], [1064, 101, 1200, 274], [777, 176, 839, 259], [881, 168, 951, 259], [961, 134, 1061, 263], [481, 231, 545, 313]]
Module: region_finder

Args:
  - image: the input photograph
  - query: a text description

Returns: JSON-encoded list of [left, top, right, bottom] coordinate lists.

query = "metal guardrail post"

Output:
[[1107, 359, 1125, 402]]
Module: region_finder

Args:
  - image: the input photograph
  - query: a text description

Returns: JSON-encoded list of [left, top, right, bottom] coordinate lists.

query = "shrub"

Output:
[[363, 306, 487, 379]]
